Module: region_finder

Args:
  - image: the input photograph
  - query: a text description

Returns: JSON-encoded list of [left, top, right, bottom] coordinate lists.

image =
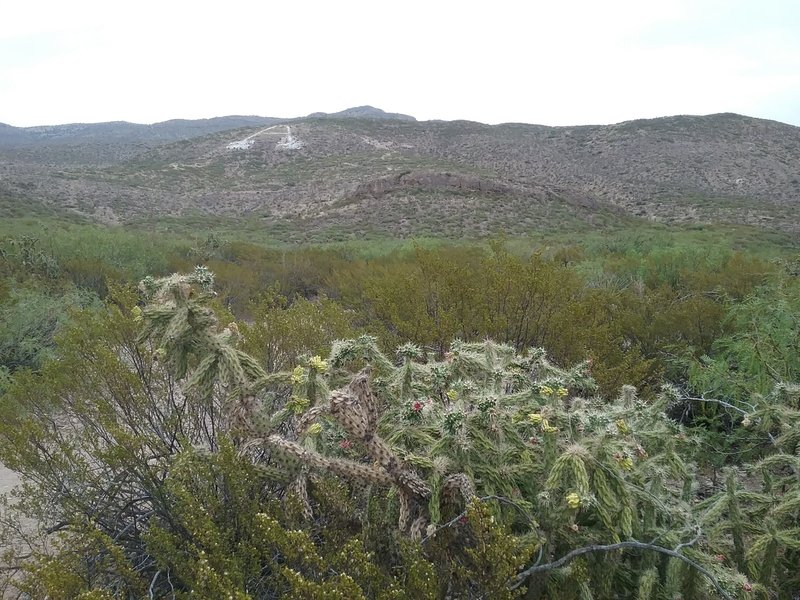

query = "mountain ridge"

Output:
[[5, 108, 799, 144], [1, 109, 798, 240]]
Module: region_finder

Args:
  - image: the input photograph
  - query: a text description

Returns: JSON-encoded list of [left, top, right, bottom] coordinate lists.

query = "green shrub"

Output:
[[1, 270, 798, 599]]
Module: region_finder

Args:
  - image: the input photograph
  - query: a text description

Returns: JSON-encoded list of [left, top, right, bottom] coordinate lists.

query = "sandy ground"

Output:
[[0, 463, 24, 597], [0, 464, 20, 496]]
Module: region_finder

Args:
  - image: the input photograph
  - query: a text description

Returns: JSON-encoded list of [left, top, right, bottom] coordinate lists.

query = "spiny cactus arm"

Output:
[[182, 353, 218, 399], [398, 490, 411, 531], [441, 473, 476, 502], [292, 370, 411, 468], [348, 369, 380, 433], [247, 403, 295, 438], [328, 336, 394, 375], [449, 342, 493, 380], [391, 357, 418, 402], [295, 405, 329, 435], [138, 270, 283, 439], [264, 435, 393, 486], [383, 425, 439, 451], [290, 355, 331, 407], [139, 266, 215, 299], [366, 437, 430, 498], [251, 371, 294, 392], [229, 394, 259, 432], [329, 390, 369, 438], [290, 474, 314, 521], [523, 348, 596, 395], [236, 351, 270, 385], [328, 384, 431, 499], [409, 515, 428, 541]]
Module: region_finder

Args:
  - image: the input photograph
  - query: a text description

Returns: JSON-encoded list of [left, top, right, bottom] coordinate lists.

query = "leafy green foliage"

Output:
[[688, 278, 800, 404], [0, 234, 60, 279], [0, 284, 98, 372], [239, 288, 362, 373]]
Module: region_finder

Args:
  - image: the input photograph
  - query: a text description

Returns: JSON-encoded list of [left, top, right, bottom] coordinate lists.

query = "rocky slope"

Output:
[[1, 109, 799, 238]]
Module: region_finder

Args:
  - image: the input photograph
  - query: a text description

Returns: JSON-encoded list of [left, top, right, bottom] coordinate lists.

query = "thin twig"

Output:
[[509, 538, 733, 600], [682, 395, 751, 416], [166, 568, 175, 598], [674, 533, 701, 553], [149, 570, 161, 599]]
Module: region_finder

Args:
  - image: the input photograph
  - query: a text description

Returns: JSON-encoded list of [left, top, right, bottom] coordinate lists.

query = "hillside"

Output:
[[0, 116, 285, 165], [1, 110, 799, 240]]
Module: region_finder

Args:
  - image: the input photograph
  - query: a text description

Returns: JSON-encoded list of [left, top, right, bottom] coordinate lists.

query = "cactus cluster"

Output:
[[135, 270, 800, 597], [142, 272, 643, 541]]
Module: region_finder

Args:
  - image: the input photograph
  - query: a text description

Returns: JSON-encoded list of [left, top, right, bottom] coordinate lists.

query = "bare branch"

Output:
[[680, 393, 753, 415], [510, 538, 734, 600], [149, 569, 161, 599]]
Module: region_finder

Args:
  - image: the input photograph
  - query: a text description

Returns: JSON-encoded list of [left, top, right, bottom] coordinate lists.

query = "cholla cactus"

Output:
[[138, 271, 792, 597], [137, 269, 270, 432], [137, 272, 660, 537]]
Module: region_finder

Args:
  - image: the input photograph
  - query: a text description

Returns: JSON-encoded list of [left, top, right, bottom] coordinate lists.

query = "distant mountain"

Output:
[[306, 105, 416, 122], [0, 116, 290, 145], [0, 107, 416, 150], [1, 110, 799, 239], [0, 116, 291, 165], [0, 108, 416, 165]]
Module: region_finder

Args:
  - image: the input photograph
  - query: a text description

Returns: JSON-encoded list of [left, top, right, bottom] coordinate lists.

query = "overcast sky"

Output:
[[2, 0, 799, 127]]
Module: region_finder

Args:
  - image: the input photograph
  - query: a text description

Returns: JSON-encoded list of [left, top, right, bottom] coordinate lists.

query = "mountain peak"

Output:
[[306, 106, 416, 122]]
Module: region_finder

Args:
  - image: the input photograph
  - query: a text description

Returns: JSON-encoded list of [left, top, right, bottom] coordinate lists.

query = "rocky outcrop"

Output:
[[352, 171, 514, 199]]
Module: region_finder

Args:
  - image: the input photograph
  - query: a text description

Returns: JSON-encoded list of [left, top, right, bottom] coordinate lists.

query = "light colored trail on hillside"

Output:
[[242, 124, 289, 141]]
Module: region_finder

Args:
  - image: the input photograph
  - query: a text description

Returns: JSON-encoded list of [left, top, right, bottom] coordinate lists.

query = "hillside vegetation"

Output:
[[2, 111, 799, 239]]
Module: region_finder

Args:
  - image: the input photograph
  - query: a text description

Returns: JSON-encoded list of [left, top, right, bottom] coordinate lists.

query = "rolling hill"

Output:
[[1, 108, 799, 241]]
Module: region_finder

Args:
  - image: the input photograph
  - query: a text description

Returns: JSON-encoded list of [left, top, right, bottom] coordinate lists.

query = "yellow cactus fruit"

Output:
[[291, 365, 305, 385], [541, 419, 558, 433], [308, 355, 328, 373]]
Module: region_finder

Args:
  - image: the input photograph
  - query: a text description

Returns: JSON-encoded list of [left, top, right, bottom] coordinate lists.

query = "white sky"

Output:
[[2, 0, 799, 127]]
